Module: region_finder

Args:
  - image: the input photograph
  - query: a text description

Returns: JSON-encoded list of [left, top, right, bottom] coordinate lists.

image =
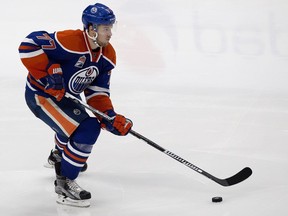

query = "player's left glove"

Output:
[[101, 110, 133, 136], [44, 64, 65, 101]]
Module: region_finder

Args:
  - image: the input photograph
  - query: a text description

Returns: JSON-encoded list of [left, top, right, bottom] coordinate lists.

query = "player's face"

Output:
[[95, 25, 113, 47]]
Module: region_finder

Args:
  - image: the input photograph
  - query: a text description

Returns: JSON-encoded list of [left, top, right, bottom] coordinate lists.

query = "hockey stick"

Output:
[[65, 93, 252, 187]]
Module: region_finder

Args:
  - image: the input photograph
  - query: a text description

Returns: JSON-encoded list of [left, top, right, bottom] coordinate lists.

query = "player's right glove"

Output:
[[44, 64, 65, 101], [101, 110, 133, 136]]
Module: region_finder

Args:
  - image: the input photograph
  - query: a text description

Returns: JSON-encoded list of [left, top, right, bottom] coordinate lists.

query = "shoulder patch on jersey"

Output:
[[75, 55, 87, 68], [55, 30, 88, 53]]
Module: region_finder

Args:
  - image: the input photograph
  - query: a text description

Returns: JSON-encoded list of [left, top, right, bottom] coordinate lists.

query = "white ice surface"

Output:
[[1, 0, 288, 215]]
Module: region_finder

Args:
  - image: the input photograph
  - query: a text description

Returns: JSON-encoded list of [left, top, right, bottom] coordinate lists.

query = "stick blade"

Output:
[[218, 167, 253, 186]]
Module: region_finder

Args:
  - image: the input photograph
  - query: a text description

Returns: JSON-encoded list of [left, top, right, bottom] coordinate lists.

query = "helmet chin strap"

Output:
[[85, 29, 101, 47]]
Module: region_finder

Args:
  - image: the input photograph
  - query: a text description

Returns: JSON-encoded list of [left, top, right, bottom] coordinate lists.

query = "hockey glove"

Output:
[[44, 64, 65, 101], [101, 110, 133, 136]]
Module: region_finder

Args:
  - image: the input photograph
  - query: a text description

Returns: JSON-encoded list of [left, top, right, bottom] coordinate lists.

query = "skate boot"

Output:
[[47, 149, 62, 165], [55, 175, 91, 207], [45, 149, 88, 172]]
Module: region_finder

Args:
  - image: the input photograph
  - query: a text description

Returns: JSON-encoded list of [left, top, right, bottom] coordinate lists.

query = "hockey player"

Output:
[[18, 3, 132, 207]]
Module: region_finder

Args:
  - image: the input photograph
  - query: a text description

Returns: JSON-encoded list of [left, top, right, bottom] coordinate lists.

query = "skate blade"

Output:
[[56, 195, 90, 208], [43, 163, 54, 169]]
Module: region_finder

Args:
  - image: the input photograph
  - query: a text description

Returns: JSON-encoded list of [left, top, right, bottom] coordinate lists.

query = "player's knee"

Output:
[[72, 142, 94, 153], [70, 117, 101, 146]]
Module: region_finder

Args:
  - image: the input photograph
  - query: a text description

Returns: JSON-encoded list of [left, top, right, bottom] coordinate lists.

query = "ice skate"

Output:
[[44, 149, 62, 168], [44, 149, 88, 172], [55, 175, 91, 207]]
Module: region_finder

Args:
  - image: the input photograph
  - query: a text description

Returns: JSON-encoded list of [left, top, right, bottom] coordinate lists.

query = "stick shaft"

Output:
[[65, 92, 252, 186]]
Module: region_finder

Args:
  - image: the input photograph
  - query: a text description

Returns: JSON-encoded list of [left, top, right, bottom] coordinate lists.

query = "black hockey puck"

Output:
[[212, 197, 223, 203]]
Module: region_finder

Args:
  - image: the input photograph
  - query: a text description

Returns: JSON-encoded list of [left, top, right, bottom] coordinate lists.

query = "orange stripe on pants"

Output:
[[36, 95, 79, 137]]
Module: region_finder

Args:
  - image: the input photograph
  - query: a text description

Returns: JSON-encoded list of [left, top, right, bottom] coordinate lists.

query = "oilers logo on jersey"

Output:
[[69, 66, 99, 94]]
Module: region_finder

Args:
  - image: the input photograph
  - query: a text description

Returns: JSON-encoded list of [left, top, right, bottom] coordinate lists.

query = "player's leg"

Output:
[[54, 117, 101, 207], [47, 134, 88, 172], [25, 89, 88, 137], [45, 134, 67, 169], [61, 117, 101, 179], [25, 89, 99, 206]]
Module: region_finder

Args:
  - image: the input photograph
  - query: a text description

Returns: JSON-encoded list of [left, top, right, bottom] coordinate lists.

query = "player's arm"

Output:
[[85, 71, 132, 136], [19, 31, 65, 101]]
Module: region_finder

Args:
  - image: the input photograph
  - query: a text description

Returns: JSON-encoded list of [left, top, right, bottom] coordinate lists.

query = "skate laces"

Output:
[[66, 179, 83, 192]]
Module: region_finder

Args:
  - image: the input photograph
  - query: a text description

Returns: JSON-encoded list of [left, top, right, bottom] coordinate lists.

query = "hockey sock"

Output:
[[61, 117, 101, 179], [55, 133, 68, 153]]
